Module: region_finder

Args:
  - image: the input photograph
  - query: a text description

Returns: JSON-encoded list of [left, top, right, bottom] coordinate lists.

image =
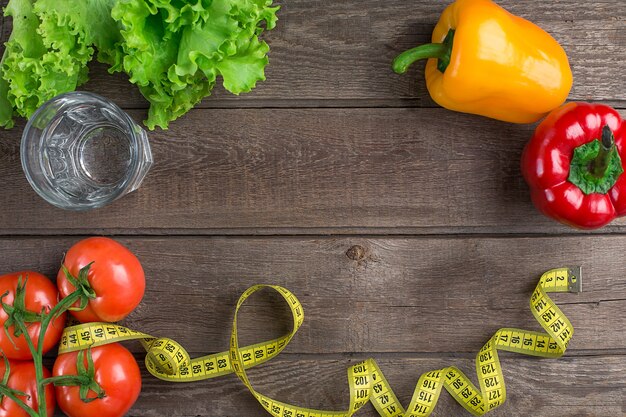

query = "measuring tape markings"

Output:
[[58, 267, 581, 417]]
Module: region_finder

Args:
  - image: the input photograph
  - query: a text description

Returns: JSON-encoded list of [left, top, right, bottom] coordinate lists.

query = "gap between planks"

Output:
[[5, 229, 626, 238], [95, 99, 626, 111]]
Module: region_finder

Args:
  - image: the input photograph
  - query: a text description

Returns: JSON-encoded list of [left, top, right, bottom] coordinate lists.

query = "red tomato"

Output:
[[53, 344, 141, 417], [57, 237, 145, 323], [0, 360, 55, 417], [0, 272, 66, 360]]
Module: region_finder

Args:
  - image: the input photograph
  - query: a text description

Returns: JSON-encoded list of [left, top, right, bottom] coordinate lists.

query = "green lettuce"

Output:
[[0, 0, 278, 130], [0, 52, 13, 128], [111, 0, 279, 129], [33, 0, 123, 69], [0, 0, 48, 128], [0, 0, 119, 127]]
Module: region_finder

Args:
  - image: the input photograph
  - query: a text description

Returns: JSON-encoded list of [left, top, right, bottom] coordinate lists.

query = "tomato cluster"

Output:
[[0, 237, 145, 417]]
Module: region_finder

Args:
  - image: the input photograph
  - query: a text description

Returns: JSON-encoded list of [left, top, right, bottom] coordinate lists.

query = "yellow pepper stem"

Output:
[[392, 29, 455, 74]]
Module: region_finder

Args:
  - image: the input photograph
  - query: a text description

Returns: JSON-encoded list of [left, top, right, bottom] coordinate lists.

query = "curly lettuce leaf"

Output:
[[33, 0, 123, 69], [1, 0, 90, 124], [0, 0, 121, 127], [1, 0, 278, 130], [112, 0, 279, 130], [0, 0, 47, 126], [0, 52, 14, 129], [173, 0, 278, 94]]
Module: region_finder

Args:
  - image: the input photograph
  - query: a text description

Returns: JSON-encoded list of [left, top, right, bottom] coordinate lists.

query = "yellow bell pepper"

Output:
[[392, 0, 573, 123]]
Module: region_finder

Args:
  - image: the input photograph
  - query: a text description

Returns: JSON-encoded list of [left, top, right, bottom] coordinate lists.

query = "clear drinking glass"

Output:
[[21, 91, 153, 211]]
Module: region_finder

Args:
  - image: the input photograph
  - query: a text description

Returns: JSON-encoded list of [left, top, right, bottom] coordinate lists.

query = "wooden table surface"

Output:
[[1, 1, 625, 416]]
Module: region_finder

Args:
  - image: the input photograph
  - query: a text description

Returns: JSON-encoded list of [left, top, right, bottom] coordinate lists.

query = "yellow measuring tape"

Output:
[[58, 267, 581, 417]]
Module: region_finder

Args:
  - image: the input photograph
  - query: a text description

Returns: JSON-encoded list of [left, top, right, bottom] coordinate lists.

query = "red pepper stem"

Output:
[[392, 29, 455, 74], [590, 125, 615, 178]]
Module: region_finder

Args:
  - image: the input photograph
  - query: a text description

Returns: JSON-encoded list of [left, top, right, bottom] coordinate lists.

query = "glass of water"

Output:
[[21, 92, 153, 211]]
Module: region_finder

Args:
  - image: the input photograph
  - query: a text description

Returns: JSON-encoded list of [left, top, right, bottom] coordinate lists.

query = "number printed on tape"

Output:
[[58, 267, 580, 417]]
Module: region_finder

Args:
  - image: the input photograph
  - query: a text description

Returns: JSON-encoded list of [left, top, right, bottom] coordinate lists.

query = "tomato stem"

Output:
[[42, 350, 107, 403], [9, 289, 83, 417], [61, 263, 97, 307], [41, 374, 89, 386], [0, 264, 96, 417], [0, 277, 44, 350], [0, 356, 35, 416], [42, 367, 106, 403], [34, 291, 84, 417], [0, 384, 39, 417], [11, 318, 46, 417], [29, 263, 96, 416]]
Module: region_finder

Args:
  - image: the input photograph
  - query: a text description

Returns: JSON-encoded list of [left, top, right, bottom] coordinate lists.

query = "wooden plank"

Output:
[[1, 1, 624, 108], [77, 354, 625, 416], [3, 108, 626, 233], [1, 236, 624, 354]]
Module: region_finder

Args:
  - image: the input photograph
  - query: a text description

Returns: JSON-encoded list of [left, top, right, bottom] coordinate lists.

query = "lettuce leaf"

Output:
[[0, 0, 47, 127], [0, 0, 94, 126], [1, 0, 278, 130], [0, 0, 123, 128], [0, 52, 14, 128], [112, 0, 279, 129], [33, 0, 123, 69]]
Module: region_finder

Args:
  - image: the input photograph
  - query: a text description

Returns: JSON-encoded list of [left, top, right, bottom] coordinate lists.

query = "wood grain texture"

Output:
[[83, 1, 626, 108], [1, 236, 624, 355], [0, 0, 624, 109], [0, 1, 624, 416], [3, 108, 626, 234], [48, 355, 626, 417]]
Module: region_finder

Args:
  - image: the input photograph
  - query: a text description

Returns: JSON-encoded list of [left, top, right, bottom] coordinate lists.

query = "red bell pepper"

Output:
[[522, 102, 625, 229]]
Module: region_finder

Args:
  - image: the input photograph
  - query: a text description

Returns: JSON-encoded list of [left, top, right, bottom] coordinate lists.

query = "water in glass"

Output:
[[21, 92, 152, 210]]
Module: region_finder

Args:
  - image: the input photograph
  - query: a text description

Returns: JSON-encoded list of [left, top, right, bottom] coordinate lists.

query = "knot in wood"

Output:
[[346, 245, 366, 261]]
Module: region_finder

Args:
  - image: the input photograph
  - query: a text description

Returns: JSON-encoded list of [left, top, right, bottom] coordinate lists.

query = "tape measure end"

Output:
[[568, 266, 582, 293]]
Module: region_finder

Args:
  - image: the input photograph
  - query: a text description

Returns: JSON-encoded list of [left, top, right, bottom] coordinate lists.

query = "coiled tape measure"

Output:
[[58, 267, 581, 417]]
